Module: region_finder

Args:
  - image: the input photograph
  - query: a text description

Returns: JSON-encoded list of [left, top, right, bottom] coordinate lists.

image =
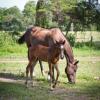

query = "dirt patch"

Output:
[[0, 77, 91, 100], [0, 56, 100, 63]]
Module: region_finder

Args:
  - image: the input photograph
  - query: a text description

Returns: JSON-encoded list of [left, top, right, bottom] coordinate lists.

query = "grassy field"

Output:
[[0, 56, 100, 100], [0, 43, 100, 57], [0, 34, 100, 100]]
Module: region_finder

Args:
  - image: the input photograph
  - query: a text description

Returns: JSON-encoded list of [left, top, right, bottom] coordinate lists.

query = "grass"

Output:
[[0, 43, 100, 57], [0, 32, 100, 99], [0, 44, 27, 57], [73, 47, 100, 57], [0, 59, 100, 100]]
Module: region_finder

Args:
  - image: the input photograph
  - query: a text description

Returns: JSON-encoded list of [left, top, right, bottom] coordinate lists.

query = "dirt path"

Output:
[[0, 56, 100, 63]]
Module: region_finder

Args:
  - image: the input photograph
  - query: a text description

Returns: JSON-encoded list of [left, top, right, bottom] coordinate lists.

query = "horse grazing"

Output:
[[25, 40, 65, 89], [18, 26, 79, 84]]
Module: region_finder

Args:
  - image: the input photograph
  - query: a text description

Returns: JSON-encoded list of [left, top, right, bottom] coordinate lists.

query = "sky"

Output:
[[0, 0, 38, 11], [0, 0, 100, 11]]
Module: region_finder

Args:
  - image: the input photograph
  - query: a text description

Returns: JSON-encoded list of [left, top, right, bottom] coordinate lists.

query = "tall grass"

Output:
[[0, 31, 27, 56]]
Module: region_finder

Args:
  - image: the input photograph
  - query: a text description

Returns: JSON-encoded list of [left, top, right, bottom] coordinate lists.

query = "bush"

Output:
[[65, 34, 76, 47], [0, 31, 15, 47]]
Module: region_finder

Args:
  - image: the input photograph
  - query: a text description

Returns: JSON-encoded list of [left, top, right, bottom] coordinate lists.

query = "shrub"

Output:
[[0, 31, 15, 47], [65, 34, 76, 47]]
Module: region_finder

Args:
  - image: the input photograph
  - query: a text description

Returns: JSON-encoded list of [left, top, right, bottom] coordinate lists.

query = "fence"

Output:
[[67, 31, 100, 42]]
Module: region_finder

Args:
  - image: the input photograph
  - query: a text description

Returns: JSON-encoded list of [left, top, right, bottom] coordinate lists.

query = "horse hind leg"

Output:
[[30, 59, 38, 87], [39, 60, 46, 77], [48, 63, 54, 90], [25, 62, 32, 87]]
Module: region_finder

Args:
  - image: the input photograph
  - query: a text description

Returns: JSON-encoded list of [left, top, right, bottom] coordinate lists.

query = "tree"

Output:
[[23, 1, 36, 28], [0, 6, 23, 31], [50, 0, 77, 30], [35, 0, 52, 28], [0, 7, 6, 30]]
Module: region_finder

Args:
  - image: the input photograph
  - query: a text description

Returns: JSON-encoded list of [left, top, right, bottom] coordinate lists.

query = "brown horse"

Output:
[[18, 26, 79, 84], [18, 26, 45, 76], [26, 40, 65, 89]]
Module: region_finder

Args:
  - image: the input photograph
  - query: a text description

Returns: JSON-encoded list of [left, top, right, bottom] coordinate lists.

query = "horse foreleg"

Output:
[[53, 63, 59, 88], [48, 63, 54, 90], [48, 65, 55, 82], [52, 65, 55, 82]]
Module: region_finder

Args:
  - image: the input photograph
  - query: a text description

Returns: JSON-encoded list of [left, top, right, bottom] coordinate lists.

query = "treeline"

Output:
[[0, 1, 36, 32], [0, 0, 100, 32]]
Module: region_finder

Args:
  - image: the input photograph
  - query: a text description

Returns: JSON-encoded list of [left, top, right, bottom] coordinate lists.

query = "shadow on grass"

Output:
[[0, 72, 26, 80], [0, 72, 100, 100]]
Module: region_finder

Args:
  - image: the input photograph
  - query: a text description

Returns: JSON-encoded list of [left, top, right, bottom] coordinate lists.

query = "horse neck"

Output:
[[50, 46, 60, 56], [64, 40, 74, 64]]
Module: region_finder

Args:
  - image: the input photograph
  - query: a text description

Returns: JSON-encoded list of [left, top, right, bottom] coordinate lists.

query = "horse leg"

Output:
[[30, 59, 38, 87], [48, 63, 54, 90], [39, 60, 45, 77], [25, 61, 33, 87], [52, 64, 55, 82], [53, 63, 59, 88], [48, 65, 55, 82]]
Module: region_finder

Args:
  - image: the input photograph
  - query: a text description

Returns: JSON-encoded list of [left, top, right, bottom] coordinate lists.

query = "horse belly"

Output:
[[51, 58, 59, 64], [34, 50, 49, 62]]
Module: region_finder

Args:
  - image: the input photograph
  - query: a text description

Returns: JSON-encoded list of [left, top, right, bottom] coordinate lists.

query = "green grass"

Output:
[[0, 43, 100, 57], [0, 44, 27, 57], [0, 59, 100, 100], [73, 47, 100, 57]]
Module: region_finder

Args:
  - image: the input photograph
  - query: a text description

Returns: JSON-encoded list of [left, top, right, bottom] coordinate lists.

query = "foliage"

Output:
[[71, 1, 100, 31], [0, 6, 23, 31], [23, 1, 36, 28], [35, 0, 53, 28], [65, 33, 76, 47], [0, 31, 15, 47]]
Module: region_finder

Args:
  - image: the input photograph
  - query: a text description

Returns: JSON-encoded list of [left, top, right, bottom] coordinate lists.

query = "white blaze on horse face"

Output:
[[60, 45, 64, 59], [61, 45, 64, 49]]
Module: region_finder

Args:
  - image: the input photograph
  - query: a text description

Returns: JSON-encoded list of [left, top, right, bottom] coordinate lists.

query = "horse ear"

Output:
[[55, 40, 59, 44], [63, 40, 65, 44], [73, 60, 79, 65]]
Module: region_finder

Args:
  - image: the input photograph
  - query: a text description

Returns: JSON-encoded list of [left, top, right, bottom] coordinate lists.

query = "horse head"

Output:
[[65, 59, 79, 84], [55, 40, 65, 59]]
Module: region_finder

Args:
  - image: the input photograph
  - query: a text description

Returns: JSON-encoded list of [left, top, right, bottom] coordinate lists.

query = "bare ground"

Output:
[[0, 56, 100, 63]]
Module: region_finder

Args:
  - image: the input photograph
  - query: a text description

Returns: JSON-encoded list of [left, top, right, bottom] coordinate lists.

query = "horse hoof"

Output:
[[50, 87, 54, 91], [25, 83, 28, 88], [52, 85, 56, 88], [47, 75, 50, 81], [25, 81, 27, 85], [31, 83, 34, 87], [42, 71, 46, 76], [68, 81, 75, 84]]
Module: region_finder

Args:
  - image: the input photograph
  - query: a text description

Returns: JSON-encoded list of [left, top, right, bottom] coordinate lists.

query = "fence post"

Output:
[[90, 36, 93, 47]]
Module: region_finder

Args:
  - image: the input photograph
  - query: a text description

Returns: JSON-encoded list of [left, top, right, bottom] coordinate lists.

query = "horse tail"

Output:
[[18, 34, 25, 44]]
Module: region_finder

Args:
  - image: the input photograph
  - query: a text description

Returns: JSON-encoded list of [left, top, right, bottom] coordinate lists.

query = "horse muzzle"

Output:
[[60, 54, 64, 59]]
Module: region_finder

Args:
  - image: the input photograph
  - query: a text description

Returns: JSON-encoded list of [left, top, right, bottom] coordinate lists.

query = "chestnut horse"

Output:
[[18, 26, 79, 83], [26, 40, 65, 89], [18, 26, 45, 76]]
